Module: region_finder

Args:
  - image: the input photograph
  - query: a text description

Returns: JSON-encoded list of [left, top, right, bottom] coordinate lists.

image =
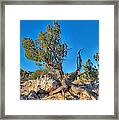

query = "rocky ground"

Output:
[[20, 70, 99, 100]]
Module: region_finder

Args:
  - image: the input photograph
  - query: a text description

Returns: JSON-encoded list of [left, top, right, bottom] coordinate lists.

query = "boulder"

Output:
[[72, 78, 81, 85], [80, 90, 91, 100], [40, 77, 61, 92], [36, 88, 49, 99], [65, 91, 74, 100], [27, 90, 39, 100], [20, 95, 28, 100]]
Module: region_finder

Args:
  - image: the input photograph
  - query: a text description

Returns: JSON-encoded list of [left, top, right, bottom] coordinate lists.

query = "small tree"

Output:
[[22, 20, 69, 80], [83, 53, 99, 82]]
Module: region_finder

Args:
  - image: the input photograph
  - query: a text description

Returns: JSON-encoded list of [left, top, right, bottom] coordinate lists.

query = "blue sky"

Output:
[[20, 20, 99, 73]]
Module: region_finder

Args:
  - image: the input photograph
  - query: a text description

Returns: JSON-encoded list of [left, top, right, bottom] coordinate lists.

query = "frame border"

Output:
[[0, 0, 118, 119]]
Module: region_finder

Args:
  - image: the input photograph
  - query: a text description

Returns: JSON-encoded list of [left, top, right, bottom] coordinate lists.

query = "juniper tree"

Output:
[[22, 20, 69, 80], [83, 52, 99, 82]]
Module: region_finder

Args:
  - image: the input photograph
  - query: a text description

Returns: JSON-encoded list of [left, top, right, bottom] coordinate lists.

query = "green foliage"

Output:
[[83, 53, 99, 81], [31, 70, 44, 79], [31, 72, 38, 79], [22, 21, 69, 76]]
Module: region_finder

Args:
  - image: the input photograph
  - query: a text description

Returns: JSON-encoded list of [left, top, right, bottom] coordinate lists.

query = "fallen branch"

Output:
[[49, 86, 64, 95]]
